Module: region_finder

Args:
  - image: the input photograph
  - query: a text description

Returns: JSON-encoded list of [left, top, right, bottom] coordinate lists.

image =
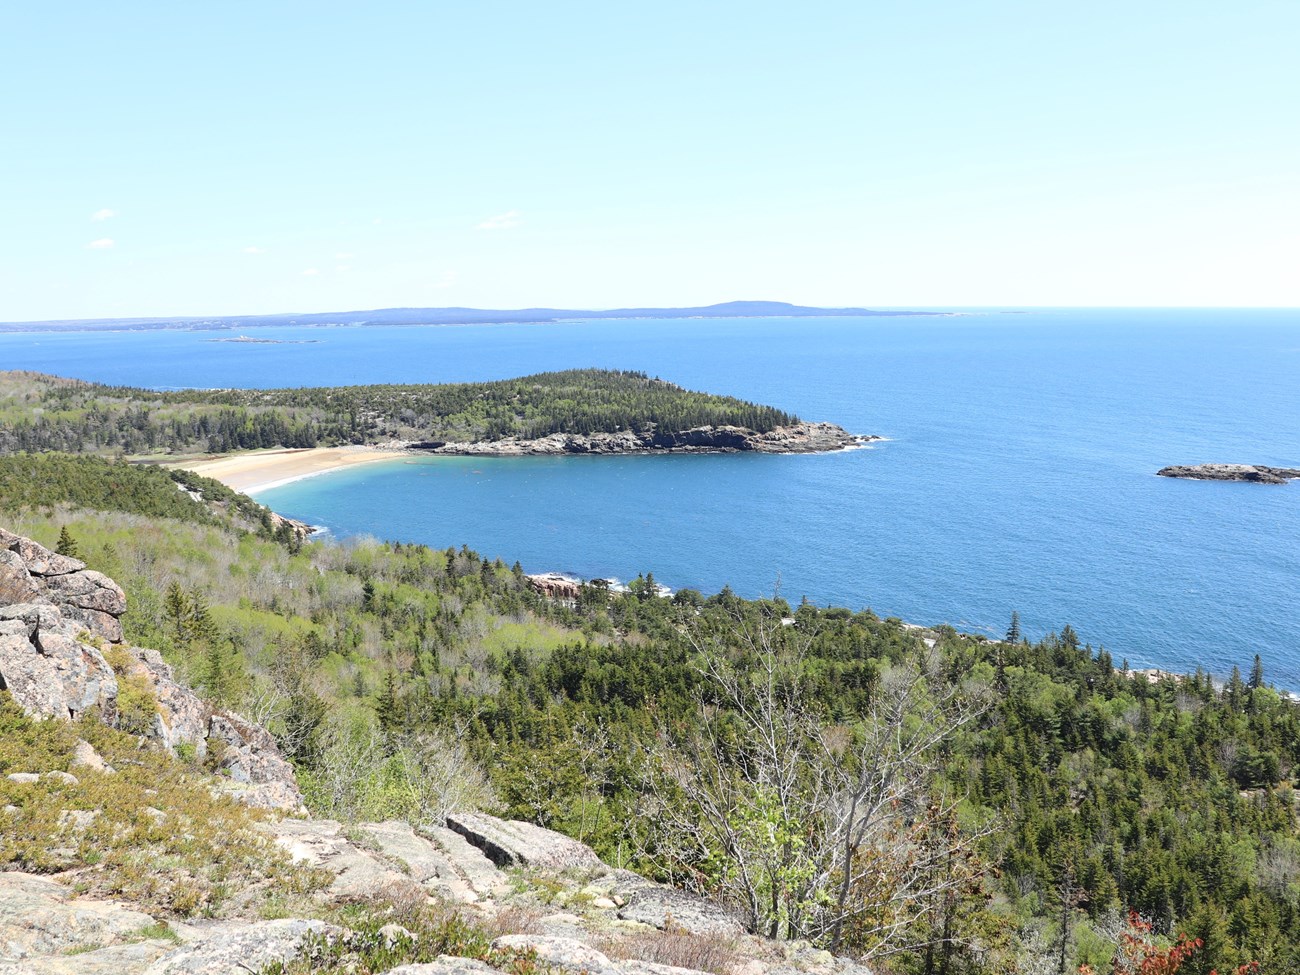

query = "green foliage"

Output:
[[103, 644, 159, 734], [55, 524, 79, 557], [0, 693, 326, 916], [258, 901, 539, 975], [0, 452, 277, 536], [4, 477, 1300, 970], [0, 368, 800, 456]]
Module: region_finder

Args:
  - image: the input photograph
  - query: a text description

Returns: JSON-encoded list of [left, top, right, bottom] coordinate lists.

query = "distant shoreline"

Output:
[[0, 300, 946, 333]]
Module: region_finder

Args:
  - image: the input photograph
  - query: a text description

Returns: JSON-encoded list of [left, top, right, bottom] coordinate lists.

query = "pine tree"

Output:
[[1248, 653, 1265, 690], [164, 582, 190, 646], [55, 526, 80, 559], [1005, 611, 1021, 643]]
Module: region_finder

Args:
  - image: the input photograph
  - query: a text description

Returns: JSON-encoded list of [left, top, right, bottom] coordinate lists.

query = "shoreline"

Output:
[[168, 428, 882, 498], [169, 446, 410, 496]]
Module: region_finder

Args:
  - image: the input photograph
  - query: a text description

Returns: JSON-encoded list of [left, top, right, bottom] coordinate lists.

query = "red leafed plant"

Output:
[[1077, 912, 1259, 975]]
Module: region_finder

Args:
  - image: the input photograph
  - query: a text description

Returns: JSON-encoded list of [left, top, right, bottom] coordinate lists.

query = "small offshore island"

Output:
[[1158, 463, 1300, 484]]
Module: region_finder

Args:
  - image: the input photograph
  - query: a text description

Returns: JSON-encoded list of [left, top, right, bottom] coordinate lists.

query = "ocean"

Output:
[[3, 309, 1298, 685]]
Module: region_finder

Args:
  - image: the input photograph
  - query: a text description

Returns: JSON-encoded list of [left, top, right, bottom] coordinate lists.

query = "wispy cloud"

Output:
[[335, 252, 353, 260], [301, 268, 320, 276], [91, 208, 116, 222], [243, 245, 266, 254], [432, 270, 458, 288], [476, 209, 521, 231], [87, 238, 115, 249], [335, 265, 351, 273]]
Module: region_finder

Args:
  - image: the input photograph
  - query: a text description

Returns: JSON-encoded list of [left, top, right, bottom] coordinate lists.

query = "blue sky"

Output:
[[2, 1, 1297, 319]]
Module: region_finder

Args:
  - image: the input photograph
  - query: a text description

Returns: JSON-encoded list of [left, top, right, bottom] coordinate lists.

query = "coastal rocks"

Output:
[[0, 524, 303, 812], [744, 422, 878, 454], [526, 573, 583, 603], [446, 812, 605, 871], [1157, 464, 1300, 484], [267, 509, 315, 542], [411, 422, 877, 458]]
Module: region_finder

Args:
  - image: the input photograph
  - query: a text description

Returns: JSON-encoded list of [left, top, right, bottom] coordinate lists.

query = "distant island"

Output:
[[0, 368, 871, 459], [0, 300, 942, 333], [1158, 464, 1300, 484], [205, 335, 321, 345]]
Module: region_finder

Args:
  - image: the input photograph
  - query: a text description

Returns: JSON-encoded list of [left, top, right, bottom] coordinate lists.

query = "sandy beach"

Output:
[[172, 446, 410, 495]]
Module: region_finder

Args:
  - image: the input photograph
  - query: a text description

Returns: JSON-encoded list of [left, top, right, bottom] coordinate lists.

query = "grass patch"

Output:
[[596, 927, 741, 975], [0, 692, 328, 917], [258, 901, 543, 975]]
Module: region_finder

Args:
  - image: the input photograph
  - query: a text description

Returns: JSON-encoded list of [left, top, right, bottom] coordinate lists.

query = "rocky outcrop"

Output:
[[412, 422, 878, 457], [1, 805, 873, 975], [1158, 464, 1300, 484], [142, 919, 341, 974], [0, 871, 158, 964], [266, 509, 315, 542], [526, 573, 584, 603], [0, 526, 303, 812], [446, 812, 605, 871]]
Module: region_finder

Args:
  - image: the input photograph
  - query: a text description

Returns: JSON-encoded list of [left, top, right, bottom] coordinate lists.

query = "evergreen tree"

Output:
[[164, 582, 190, 646], [55, 525, 79, 558], [1248, 653, 1265, 690], [1005, 611, 1021, 643]]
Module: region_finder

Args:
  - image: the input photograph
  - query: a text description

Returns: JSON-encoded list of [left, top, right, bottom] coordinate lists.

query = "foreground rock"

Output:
[[0, 526, 302, 812], [0, 872, 158, 963], [410, 422, 878, 457], [1157, 464, 1300, 484]]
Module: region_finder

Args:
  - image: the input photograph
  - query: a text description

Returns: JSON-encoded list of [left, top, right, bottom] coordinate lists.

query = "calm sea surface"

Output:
[[3, 310, 1298, 685]]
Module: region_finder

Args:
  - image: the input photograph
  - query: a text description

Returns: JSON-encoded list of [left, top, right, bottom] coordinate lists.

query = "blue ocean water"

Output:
[[3, 309, 1298, 685]]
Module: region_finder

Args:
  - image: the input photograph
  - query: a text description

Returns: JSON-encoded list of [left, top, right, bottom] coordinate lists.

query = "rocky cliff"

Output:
[[411, 421, 878, 456], [0, 526, 302, 812], [1157, 463, 1300, 484]]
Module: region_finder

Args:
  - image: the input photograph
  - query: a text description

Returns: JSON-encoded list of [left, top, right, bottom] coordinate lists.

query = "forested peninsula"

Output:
[[0, 369, 869, 457], [0, 453, 1291, 973]]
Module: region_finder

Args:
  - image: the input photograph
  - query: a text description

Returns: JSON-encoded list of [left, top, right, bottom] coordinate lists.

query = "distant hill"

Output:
[[0, 300, 938, 332]]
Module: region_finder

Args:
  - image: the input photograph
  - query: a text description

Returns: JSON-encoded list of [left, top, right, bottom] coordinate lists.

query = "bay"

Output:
[[3, 308, 1298, 685]]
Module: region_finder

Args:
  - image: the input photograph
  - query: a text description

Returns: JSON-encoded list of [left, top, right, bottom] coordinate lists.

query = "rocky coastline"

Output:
[[1157, 464, 1300, 484], [405, 421, 878, 457]]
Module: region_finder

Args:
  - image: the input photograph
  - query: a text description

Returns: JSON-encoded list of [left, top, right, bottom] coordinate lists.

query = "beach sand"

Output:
[[172, 446, 410, 495]]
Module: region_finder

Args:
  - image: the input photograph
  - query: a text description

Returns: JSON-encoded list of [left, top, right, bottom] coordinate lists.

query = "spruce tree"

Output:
[[1005, 611, 1021, 643], [55, 526, 79, 559], [1248, 653, 1265, 690]]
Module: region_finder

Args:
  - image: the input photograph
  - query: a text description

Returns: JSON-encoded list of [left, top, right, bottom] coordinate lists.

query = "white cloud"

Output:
[[476, 209, 521, 231], [372, 218, 383, 225], [91, 208, 116, 222], [301, 268, 320, 276], [432, 270, 458, 289], [335, 252, 353, 260], [244, 245, 266, 254], [335, 265, 351, 273], [87, 238, 115, 249]]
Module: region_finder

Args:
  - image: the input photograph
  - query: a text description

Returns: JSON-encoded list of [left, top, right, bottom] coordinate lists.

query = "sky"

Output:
[[2, 1, 1297, 320]]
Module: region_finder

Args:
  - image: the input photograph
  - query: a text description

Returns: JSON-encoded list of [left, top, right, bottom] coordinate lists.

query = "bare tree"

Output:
[[644, 611, 993, 961]]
